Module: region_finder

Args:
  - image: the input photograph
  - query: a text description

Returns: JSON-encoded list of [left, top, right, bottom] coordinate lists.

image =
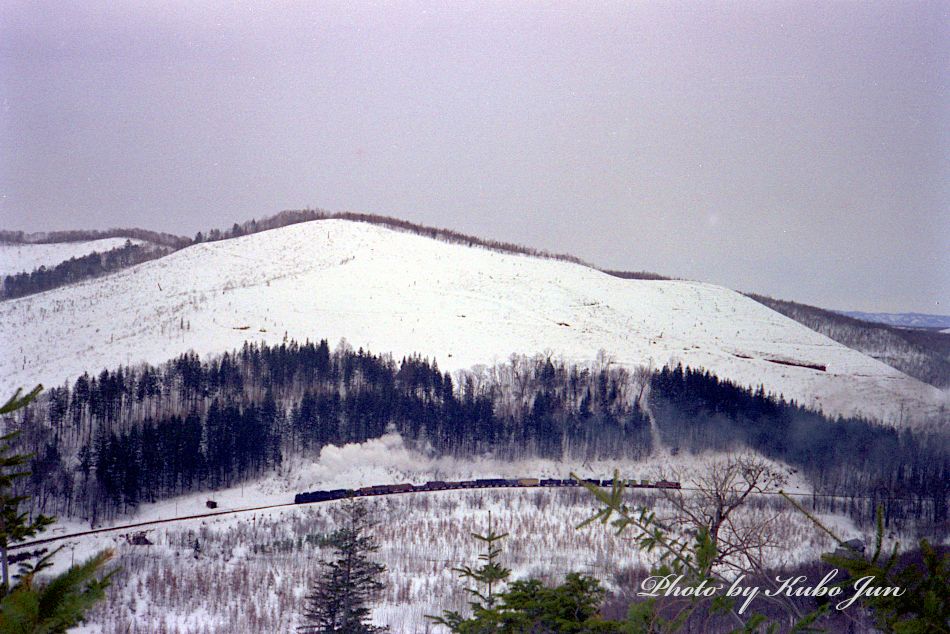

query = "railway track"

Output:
[[8, 480, 906, 552]]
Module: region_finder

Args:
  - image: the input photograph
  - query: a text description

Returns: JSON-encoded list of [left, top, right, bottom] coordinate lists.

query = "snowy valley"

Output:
[[2, 218, 947, 634]]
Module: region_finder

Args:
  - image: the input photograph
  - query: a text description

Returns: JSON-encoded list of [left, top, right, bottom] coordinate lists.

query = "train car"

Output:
[[358, 483, 415, 496], [425, 481, 463, 490], [474, 478, 508, 488], [295, 477, 679, 504], [295, 489, 353, 504]]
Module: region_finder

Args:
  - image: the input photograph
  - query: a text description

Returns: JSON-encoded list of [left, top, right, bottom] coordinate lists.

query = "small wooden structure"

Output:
[[127, 531, 153, 546]]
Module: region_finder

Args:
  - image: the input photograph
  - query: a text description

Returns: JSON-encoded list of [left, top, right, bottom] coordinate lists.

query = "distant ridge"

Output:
[[198, 208, 604, 268], [839, 311, 950, 330], [3, 209, 670, 298], [0, 227, 189, 249], [748, 294, 950, 389]]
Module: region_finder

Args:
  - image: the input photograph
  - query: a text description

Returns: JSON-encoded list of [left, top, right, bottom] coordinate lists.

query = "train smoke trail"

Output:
[[637, 380, 664, 454]]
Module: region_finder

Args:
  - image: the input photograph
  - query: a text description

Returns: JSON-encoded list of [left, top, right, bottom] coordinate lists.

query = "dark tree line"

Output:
[[1, 241, 172, 300], [0, 228, 187, 249], [7, 341, 947, 529], [10, 342, 651, 523], [649, 364, 949, 527]]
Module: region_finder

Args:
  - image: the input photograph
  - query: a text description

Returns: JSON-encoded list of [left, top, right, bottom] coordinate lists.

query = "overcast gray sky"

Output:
[[1, 1, 947, 313]]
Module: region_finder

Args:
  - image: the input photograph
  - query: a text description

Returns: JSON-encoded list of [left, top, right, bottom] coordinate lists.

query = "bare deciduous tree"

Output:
[[656, 454, 788, 576]]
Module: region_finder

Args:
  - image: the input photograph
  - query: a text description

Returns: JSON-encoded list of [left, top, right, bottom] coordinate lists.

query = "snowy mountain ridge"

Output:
[[0, 237, 143, 278], [0, 219, 945, 427], [840, 311, 950, 330]]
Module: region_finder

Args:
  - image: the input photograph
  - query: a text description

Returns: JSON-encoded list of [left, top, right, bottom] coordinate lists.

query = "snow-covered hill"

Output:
[[0, 237, 142, 277], [1, 219, 945, 426]]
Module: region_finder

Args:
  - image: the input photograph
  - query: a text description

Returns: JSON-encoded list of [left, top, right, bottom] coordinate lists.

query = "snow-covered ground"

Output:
[[1, 219, 944, 427], [0, 238, 141, 277], [68, 487, 855, 634], [53, 437, 849, 633]]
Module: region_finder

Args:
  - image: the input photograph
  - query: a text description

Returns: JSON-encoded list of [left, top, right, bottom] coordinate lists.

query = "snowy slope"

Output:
[[0, 219, 945, 426], [0, 238, 141, 277]]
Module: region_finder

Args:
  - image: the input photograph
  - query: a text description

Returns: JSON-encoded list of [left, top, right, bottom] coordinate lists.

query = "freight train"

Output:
[[294, 477, 681, 504]]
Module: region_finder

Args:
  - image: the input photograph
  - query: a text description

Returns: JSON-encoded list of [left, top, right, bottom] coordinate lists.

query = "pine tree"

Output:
[[0, 386, 52, 592], [784, 495, 950, 633], [427, 511, 511, 630], [430, 513, 625, 633], [299, 502, 388, 633], [0, 386, 115, 633]]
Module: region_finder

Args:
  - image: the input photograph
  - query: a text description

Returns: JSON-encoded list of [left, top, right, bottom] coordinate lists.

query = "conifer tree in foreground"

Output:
[[0, 386, 52, 593], [783, 494, 950, 633], [299, 501, 388, 633], [430, 512, 624, 632], [428, 511, 511, 629], [0, 386, 115, 634]]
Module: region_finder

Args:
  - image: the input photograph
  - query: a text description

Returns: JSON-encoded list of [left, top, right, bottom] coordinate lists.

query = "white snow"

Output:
[[0, 219, 945, 426], [34, 434, 920, 633], [48, 431, 816, 537], [46, 439, 835, 633], [0, 238, 141, 277], [65, 487, 846, 633]]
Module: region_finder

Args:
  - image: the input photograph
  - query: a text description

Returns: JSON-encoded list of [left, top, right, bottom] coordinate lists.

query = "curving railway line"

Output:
[[9, 477, 890, 553], [8, 477, 675, 551]]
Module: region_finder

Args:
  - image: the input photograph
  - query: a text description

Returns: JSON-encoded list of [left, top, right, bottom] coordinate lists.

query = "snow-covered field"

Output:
[[0, 219, 944, 427], [55, 438, 849, 634], [0, 238, 141, 277], [69, 488, 854, 634]]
